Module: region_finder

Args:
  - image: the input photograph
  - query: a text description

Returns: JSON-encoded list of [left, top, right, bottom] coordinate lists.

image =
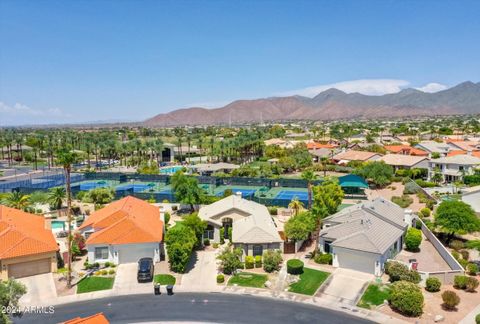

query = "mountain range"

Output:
[[144, 81, 480, 126]]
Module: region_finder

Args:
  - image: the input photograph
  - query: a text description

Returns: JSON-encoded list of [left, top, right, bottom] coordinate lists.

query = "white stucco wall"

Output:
[[87, 242, 161, 264], [462, 191, 480, 214]]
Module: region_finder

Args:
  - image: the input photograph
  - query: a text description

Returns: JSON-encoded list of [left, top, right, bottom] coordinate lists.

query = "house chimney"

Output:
[[404, 209, 413, 226]]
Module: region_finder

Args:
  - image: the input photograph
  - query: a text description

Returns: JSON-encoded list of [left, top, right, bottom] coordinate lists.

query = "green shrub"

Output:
[[466, 277, 479, 292], [420, 207, 431, 218], [110, 264, 116, 268], [286, 259, 304, 275], [94, 262, 100, 268], [450, 240, 465, 251], [389, 281, 424, 317], [387, 262, 421, 283], [314, 253, 332, 265], [467, 263, 479, 276], [108, 269, 115, 275], [164, 212, 171, 225], [391, 195, 413, 208], [254, 255, 262, 268], [454, 275, 468, 289], [212, 243, 219, 248], [220, 228, 225, 244], [442, 290, 460, 310], [268, 207, 278, 215], [460, 250, 470, 261], [405, 227, 422, 251], [425, 277, 441, 292], [104, 261, 111, 267], [245, 256, 254, 269], [459, 258, 469, 268], [476, 313, 480, 324], [100, 270, 108, 275], [263, 250, 283, 273], [203, 238, 210, 246], [451, 250, 460, 260], [216, 274, 225, 284]]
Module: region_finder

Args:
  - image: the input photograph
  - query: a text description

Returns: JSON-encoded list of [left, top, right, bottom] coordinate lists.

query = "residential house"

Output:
[[428, 154, 480, 183], [446, 140, 480, 152], [332, 150, 382, 165], [199, 193, 283, 259], [379, 154, 429, 171], [415, 141, 452, 157], [318, 197, 410, 276], [0, 205, 58, 279], [78, 196, 164, 264], [384, 145, 428, 156]]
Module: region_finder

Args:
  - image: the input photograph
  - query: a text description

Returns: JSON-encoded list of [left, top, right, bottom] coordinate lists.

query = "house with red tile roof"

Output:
[[64, 312, 109, 324], [78, 196, 164, 264], [384, 145, 428, 156], [332, 150, 382, 164], [0, 205, 58, 279]]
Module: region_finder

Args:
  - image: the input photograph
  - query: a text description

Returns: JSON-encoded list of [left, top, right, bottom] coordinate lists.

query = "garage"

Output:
[[335, 248, 376, 274], [8, 259, 51, 278], [118, 245, 155, 264]]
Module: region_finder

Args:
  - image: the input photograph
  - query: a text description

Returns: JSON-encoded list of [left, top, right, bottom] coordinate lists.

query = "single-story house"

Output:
[[332, 150, 382, 165], [384, 145, 428, 156], [199, 193, 283, 259], [0, 205, 58, 279], [79, 196, 164, 264], [318, 197, 410, 276], [379, 154, 429, 170]]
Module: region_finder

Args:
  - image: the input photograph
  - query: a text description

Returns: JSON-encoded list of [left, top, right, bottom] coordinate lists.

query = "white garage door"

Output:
[[119, 245, 155, 264], [8, 259, 51, 278], [337, 249, 375, 274]]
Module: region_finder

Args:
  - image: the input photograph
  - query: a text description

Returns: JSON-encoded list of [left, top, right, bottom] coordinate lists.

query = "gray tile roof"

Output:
[[320, 197, 407, 254]]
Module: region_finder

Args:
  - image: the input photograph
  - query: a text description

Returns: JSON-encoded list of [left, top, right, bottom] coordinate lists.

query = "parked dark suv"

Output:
[[137, 257, 154, 282]]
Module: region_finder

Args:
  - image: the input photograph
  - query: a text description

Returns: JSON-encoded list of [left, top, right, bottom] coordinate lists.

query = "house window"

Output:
[[204, 225, 214, 240], [324, 241, 332, 253], [253, 245, 263, 256], [95, 247, 109, 260]]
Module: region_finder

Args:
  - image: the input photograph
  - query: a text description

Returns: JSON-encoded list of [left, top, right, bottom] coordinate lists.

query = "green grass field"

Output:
[[357, 284, 391, 309], [228, 272, 268, 288], [288, 268, 330, 295], [76, 276, 114, 294], [154, 274, 176, 285]]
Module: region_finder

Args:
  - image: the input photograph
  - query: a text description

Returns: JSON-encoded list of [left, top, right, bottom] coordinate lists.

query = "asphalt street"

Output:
[[14, 292, 376, 324]]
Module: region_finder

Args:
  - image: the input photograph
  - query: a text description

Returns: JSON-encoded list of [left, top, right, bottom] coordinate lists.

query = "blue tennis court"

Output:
[[216, 188, 257, 198], [79, 181, 109, 190], [275, 190, 308, 201], [116, 184, 153, 192]]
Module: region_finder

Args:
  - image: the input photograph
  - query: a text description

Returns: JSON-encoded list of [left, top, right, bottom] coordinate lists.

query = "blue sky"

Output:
[[1, 0, 479, 125]]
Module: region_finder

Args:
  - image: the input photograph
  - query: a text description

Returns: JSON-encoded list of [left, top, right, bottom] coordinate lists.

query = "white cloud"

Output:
[[415, 82, 448, 93], [0, 102, 72, 125]]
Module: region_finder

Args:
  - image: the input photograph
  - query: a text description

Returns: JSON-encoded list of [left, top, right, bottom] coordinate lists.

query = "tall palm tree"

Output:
[[288, 197, 304, 216], [2, 192, 31, 211], [56, 149, 78, 288], [301, 169, 317, 210], [48, 187, 66, 218]]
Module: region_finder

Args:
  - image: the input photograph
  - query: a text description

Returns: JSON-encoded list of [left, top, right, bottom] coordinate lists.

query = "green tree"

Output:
[[83, 187, 115, 205], [354, 161, 393, 187], [1, 192, 31, 211], [165, 224, 196, 273], [288, 197, 304, 216], [301, 169, 317, 209], [0, 279, 27, 323], [284, 211, 316, 241], [48, 187, 66, 215], [182, 212, 207, 247], [311, 179, 344, 220], [171, 171, 205, 211], [217, 247, 243, 275], [405, 227, 422, 251], [435, 200, 480, 242]]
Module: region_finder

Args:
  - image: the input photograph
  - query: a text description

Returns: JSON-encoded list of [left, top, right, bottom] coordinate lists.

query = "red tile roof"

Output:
[[307, 142, 337, 150], [64, 313, 109, 324], [0, 205, 58, 259], [447, 150, 480, 158], [80, 196, 163, 245], [384, 145, 428, 156]]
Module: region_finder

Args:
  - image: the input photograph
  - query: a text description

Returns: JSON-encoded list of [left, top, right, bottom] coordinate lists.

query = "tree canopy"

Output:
[[435, 200, 480, 238], [284, 211, 316, 241], [353, 161, 393, 187], [171, 171, 205, 211], [311, 179, 344, 220]]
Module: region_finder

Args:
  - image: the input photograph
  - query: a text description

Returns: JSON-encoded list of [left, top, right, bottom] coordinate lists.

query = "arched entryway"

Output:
[[222, 217, 233, 239]]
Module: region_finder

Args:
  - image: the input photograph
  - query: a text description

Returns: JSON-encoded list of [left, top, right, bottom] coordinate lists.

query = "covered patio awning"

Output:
[[338, 174, 369, 189]]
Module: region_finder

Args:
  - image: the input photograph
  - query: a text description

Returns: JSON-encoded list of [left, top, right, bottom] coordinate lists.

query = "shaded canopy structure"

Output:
[[338, 174, 369, 195]]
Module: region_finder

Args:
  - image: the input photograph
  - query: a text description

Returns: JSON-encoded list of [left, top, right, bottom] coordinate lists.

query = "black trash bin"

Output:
[[166, 285, 174, 295], [154, 284, 161, 295]]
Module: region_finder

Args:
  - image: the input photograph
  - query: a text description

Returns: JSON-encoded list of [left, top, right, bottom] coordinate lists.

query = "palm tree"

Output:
[[56, 149, 78, 288], [48, 187, 66, 217], [2, 192, 31, 211], [301, 169, 317, 209], [288, 197, 304, 216]]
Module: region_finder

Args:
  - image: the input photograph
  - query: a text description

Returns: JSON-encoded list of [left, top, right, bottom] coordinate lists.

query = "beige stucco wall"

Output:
[[0, 251, 58, 280], [234, 242, 283, 260]]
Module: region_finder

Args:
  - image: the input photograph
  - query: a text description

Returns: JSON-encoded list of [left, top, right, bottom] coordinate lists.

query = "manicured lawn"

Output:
[[76, 276, 114, 294], [228, 272, 268, 288], [154, 274, 176, 285], [357, 284, 391, 309], [289, 268, 330, 295]]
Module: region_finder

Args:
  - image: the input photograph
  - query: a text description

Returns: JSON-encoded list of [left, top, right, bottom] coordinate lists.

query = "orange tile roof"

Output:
[[64, 313, 109, 324], [0, 205, 58, 260], [447, 150, 480, 158], [80, 196, 163, 245], [307, 142, 336, 150], [384, 145, 428, 156]]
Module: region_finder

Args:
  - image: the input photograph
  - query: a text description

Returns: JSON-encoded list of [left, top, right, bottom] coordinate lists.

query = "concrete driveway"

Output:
[[317, 268, 373, 305], [181, 250, 218, 291], [18, 273, 57, 306], [113, 263, 153, 295]]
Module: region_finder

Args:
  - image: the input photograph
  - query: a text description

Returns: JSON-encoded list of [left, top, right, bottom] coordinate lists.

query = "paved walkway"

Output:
[[317, 268, 373, 305], [459, 303, 480, 324]]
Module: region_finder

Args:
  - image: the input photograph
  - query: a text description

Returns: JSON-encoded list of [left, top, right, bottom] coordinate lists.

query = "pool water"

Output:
[[159, 166, 184, 174], [51, 220, 74, 231]]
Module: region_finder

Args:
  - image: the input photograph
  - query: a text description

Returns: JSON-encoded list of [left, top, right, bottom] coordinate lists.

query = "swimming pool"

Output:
[[159, 166, 184, 174], [51, 220, 74, 231]]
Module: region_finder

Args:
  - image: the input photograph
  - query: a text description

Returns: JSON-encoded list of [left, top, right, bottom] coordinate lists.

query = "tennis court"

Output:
[[216, 188, 257, 198], [275, 190, 309, 201], [116, 182, 156, 193], [77, 180, 118, 191]]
